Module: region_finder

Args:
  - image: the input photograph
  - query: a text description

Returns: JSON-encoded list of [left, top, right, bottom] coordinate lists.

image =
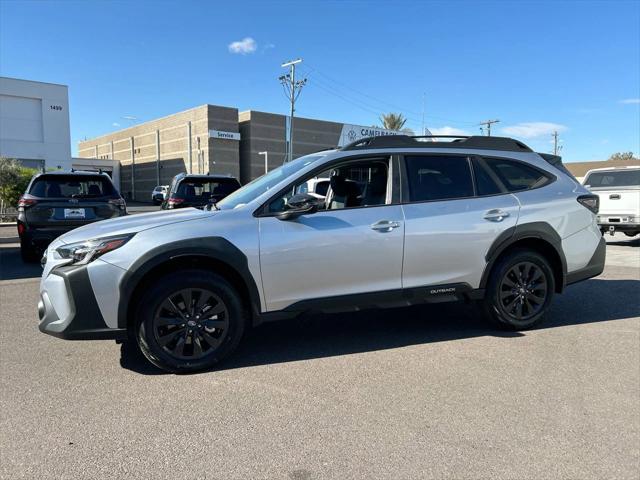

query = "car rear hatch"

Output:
[[23, 174, 123, 227]]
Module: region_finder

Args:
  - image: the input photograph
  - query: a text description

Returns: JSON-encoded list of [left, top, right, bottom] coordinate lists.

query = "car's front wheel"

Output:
[[136, 270, 247, 373], [482, 249, 555, 330]]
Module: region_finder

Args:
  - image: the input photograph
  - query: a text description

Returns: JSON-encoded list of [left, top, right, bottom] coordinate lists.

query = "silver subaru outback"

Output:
[[38, 135, 605, 372]]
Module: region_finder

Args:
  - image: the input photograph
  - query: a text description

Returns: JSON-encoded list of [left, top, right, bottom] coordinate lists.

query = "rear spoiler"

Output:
[[537, 152, 578, 181]]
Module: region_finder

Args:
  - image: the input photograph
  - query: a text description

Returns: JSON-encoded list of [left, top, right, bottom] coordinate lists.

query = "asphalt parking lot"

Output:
[[0, 231, 638, 479]]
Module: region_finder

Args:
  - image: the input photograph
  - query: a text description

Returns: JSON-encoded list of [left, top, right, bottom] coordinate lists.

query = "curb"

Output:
[[0, 237, 19, 244]]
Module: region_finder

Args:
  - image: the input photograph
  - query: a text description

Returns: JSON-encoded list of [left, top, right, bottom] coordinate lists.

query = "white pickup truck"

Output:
[[583, 166, 640, 237]]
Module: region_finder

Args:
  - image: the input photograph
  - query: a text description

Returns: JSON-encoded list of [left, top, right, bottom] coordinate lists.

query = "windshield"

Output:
[[29, 175, 116, 198], [217, 153, 330, 209], [585, 170, 640, 188]]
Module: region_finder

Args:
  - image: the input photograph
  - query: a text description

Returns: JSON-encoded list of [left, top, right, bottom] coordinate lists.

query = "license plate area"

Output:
[[64, 208, 86, 219]]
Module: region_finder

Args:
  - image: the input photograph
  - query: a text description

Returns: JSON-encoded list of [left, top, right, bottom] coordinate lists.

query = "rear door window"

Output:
[[404, 155, 474, 202], [472, 158, 506, 196], [584, 170, 640, 188], [483, 158, 551, 192], [29, 175, 116, 198]]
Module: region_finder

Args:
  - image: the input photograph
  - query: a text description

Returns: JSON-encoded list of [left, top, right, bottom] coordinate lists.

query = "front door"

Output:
[[258, 157, 405, 311]]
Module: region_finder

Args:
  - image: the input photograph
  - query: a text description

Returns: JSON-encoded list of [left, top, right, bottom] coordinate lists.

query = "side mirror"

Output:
[[276, 193, 323, 220]]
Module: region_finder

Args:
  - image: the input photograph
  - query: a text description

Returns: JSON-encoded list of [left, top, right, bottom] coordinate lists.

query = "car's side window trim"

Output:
[[398, 153, 557, 205], [254, 154, 396, 217]]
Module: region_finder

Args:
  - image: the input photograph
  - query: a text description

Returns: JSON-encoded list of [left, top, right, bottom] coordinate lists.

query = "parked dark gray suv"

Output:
[[17, 171, 126, 262]]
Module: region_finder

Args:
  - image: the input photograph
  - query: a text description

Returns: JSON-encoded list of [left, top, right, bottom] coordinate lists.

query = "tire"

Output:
[[20, 239, 40, 263], [481, 248, 555, 330], [135, 269, 247, 373]]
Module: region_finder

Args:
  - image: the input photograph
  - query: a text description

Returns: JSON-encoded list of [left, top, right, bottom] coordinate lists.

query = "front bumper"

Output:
[[38, 264, 127, 340]]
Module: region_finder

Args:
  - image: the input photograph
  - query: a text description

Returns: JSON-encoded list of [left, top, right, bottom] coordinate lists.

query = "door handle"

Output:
[[371, 220, 401, 232], [483, 209, 510, 222]]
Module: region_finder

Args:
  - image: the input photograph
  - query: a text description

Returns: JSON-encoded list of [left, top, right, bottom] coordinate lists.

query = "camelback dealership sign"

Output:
[[338, 124, 431, 146]]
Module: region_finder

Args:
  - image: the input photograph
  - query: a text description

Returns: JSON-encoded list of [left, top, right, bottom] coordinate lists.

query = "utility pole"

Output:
[[552, 130, 562, 155], [479, 119, 500, 137], [279, 58, 306, 162]]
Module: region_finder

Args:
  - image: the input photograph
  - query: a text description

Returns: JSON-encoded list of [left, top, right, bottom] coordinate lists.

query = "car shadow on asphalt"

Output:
[[0, 245, 42, 281], [607, 237, 639, 247], [119, 277, 640, 375]]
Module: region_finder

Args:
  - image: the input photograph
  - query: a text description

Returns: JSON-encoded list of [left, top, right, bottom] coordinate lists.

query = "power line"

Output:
[[302, 63, 478, 127]]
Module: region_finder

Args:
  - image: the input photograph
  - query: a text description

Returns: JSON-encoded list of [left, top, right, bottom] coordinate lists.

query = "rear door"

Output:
[[400, 154, 520, 290]]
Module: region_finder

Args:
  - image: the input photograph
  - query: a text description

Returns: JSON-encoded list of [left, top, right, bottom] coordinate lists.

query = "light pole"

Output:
[[259, 151, 269, 174]]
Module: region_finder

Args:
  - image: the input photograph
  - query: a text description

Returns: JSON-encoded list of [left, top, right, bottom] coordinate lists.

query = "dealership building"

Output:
[[0, 76, 121, 184], [78, 105, 407, 201]]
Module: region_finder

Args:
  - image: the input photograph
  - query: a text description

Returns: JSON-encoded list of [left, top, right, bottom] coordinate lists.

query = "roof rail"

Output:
[[340, 135, 532, 153]]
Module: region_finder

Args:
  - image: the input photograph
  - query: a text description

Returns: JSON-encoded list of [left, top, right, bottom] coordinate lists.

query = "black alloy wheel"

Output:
[[482, 248, 555, 330], [136, 270, 246, 373], [498, 262, 548, 321], [153, 288, 229, 360]]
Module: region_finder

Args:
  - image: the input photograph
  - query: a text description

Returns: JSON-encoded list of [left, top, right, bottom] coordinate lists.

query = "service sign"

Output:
[[209, 130, 241, 141]]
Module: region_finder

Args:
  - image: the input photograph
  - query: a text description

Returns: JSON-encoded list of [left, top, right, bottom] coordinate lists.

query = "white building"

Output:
[[0, 76, 120, 188], [0, 76, 72, 170]]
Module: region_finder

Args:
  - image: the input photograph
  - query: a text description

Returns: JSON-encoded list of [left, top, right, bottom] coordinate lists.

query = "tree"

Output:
[[379, 113, 407, 131], [608, 152, 639, 162], [0, 157, 37, 212]]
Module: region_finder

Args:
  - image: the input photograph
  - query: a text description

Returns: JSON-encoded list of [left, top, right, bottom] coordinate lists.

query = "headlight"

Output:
[[56, 234, 134, 265]]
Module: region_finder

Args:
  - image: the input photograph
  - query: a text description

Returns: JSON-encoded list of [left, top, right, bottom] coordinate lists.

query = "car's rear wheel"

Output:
[[136, 270, 246, 373], [482, 249, 555, 330]]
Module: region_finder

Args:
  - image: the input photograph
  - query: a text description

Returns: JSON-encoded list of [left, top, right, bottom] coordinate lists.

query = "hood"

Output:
[[57, 208, 215, 244]]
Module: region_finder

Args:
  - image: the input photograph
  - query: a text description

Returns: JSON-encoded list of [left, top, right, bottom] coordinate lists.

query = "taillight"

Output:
[[108, 197, 127, 210], [578, 194, 599, 214], [167, 197, 184, 207], [18, 196, 37, 211], [17, 223, 25, 236]]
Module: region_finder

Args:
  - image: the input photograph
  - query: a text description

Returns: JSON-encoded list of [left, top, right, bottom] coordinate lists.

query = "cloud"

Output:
[[262, 43, 275, 51], [619, 98, 640, 104], [429, 126, 470, 136], [112, 122, 120, 127], [501, 122, 567, 139], [228, 37, 257, 55]]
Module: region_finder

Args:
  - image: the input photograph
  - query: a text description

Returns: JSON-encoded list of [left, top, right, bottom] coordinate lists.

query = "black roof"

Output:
[[340, 135, 533, 153]]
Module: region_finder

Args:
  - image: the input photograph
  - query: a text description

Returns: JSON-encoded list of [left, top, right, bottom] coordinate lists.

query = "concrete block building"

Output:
[[77, 105, 240, 201], [238, 110, 344, 181], [79, 105, 406, 200]]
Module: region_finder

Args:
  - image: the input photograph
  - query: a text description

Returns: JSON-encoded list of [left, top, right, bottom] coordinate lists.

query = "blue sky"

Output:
[[1, 0, 638, 162]]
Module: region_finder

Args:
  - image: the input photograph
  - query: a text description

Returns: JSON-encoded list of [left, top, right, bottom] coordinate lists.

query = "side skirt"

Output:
[[254, 283, 485, 325]]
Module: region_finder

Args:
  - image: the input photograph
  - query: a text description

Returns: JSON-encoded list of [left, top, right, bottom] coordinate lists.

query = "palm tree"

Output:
[[379, 113, 407, 131]]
